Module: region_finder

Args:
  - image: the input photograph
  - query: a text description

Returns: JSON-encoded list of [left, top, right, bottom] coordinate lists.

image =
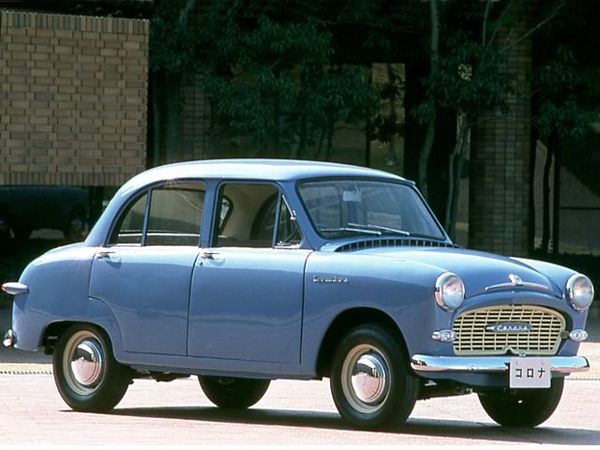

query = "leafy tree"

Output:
[[532, 46, 600, 254], [414, 0, 567, 237], [414, 0, 516, 236], [149, 0, 199, 164], [197, 0, 380, 159]]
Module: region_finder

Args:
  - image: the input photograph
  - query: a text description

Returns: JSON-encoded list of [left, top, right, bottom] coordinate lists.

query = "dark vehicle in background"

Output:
[[0, 186, 88, 241]]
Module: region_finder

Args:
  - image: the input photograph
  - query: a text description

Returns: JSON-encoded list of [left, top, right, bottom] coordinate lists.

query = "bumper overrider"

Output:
[[3, 329, 16, 348], [1, 282, 29, 348], [411, 354, 590, 374]]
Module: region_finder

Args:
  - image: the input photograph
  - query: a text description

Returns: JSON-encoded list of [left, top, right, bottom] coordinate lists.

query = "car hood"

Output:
[[350, 246, 563, 298]]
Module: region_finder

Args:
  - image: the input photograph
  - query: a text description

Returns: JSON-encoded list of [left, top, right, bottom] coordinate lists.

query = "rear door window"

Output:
[[110, 181, 206, 246]]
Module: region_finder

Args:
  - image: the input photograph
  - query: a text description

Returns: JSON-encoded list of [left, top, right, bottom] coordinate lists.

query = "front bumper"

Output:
[[411, 354, 590, 374]]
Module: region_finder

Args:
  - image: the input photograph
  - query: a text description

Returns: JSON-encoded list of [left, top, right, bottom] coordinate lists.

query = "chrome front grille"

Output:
[[453, 305, 566, 356]]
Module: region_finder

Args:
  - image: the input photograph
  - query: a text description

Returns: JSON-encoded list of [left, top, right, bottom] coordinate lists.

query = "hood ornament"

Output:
[[484, 274, 558, 297], [508, 274, 523, 286]]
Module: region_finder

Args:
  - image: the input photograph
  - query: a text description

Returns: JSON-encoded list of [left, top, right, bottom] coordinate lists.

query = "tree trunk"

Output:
[[528, 128, 538, 254], [151, 71, 163, 167], [325, 118, 334, 161], [365, 118, 372, 167], [417, 0, 440, 199], [552, 138, 561, 257], [385, 64, 400, 168], [166, 73, 182, 162], [444, 114, 470, 237], [293, 112, 307, 160], [418, 121, 435, 199], [540, 136, 555, 254], [314, 127, 326, 160]]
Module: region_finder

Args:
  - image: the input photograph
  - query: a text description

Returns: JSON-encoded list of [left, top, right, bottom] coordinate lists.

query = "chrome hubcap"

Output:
[[63, 331, 105, 395], [341, 345, 391, 414], [351, 353, 388, 404], [71, 340, 103, 386]]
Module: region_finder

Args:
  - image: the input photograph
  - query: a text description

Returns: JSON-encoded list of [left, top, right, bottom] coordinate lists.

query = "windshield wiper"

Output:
[[404, 232, 446, 241], [347, 223, 410, 236], [320, 226, 382, 236]]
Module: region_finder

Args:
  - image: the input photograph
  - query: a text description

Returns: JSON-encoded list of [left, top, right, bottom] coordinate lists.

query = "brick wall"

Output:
[[0, 11, 149, 186], [468, 28, 532, 257]]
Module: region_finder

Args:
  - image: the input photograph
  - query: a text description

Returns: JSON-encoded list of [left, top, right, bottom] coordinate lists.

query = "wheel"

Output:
[[478, 378, 564, 427], [330, 324, 419, 430], [53, 324, 130, 412], [198, 376, 270, 409]]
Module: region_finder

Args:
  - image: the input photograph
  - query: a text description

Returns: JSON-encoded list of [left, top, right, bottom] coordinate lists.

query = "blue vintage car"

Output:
[[2, 159, 594, 429]]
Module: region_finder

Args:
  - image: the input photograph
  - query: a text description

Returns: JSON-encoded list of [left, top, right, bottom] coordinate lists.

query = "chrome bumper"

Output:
[[411, 355, 590, 374]]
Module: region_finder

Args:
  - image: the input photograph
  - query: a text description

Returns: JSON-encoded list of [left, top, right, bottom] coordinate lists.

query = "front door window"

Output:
[[214, 183, 302, 248]]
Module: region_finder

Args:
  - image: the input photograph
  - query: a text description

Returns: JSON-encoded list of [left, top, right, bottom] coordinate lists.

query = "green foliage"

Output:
[[418, 30, 513, 123], [197, 0, 380, 155], [149, 0, 197, 77], [534, 46, 600, 140]]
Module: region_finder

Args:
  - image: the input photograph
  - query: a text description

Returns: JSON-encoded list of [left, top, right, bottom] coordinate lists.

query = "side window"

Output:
[[276, 198, 302, 247], [111, 193, 147, 245], [146, 184, 205, 246], [214, 183, 301, 248], [110, 182, 205, 246]]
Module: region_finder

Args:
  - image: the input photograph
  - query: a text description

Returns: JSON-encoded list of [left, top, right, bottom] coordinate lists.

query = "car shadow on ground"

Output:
[[97, 406, 600, 444]]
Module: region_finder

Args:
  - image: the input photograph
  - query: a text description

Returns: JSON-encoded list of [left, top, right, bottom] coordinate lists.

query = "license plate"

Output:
[[509, 357, 551, 388]]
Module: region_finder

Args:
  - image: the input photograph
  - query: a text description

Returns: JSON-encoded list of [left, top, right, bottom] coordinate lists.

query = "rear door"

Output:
[[89, 181, 206, 356]]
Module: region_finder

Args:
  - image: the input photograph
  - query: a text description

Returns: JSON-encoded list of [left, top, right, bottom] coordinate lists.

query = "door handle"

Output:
[[96, 250, 116, 259], [200, 251, 219, 260]]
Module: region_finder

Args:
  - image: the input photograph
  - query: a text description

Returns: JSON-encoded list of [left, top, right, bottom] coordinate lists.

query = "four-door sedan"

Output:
[[2, 159, 594, 429]]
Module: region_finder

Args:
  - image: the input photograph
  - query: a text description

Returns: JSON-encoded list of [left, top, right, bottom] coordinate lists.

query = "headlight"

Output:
[[434, 272, 465, 311], [566, 274, 594, 312]]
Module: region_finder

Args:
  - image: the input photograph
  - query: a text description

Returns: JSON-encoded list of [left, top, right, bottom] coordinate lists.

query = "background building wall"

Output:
[[469, 28, 532, 257], [0, 10, 149, 186]]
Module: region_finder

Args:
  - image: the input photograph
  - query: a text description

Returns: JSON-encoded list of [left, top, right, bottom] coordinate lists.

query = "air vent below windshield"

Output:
[[334, 238, 458, 253]]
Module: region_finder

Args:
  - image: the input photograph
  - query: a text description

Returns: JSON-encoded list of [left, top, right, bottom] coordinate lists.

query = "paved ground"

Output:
[[0, 375, 599, 445], [0, 308, 599, 445]]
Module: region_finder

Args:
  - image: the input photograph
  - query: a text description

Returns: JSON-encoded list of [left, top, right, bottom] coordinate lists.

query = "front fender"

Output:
[[301, 253, 444, 374]]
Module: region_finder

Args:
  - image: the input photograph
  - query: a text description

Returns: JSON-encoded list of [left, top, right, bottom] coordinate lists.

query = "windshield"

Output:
[[297, 179, 446, 240]]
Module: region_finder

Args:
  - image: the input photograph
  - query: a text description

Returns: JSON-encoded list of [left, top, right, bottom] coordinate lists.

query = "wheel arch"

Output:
[[41, 297, 124, 358], [42, 320, 111, 355], [316, 307, 409, 378]]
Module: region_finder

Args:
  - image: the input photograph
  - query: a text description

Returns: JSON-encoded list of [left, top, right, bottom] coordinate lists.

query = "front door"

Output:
[[188, 248, 309, 362], [187, 182, 308, 363], [89, 181, 206, 355]]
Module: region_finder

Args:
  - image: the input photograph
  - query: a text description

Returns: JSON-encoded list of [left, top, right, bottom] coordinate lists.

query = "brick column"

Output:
[[468, 29, 532, 257], [0, 11, 149, 186]]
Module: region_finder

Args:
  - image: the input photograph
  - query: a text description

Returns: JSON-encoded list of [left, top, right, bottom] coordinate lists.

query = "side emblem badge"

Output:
[[313, 275, 349, 284]]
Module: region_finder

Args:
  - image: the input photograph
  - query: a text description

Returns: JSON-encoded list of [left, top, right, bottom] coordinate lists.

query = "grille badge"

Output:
[[486, 323, 532, 333]]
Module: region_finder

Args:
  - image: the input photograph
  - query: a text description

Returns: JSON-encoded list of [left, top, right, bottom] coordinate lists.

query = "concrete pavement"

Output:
[[1, 375, 599, 445]]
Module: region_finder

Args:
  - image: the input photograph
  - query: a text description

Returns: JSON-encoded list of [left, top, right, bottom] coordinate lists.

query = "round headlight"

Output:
[[566, 274, 594, 312], [435, 272, 465, 311]]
